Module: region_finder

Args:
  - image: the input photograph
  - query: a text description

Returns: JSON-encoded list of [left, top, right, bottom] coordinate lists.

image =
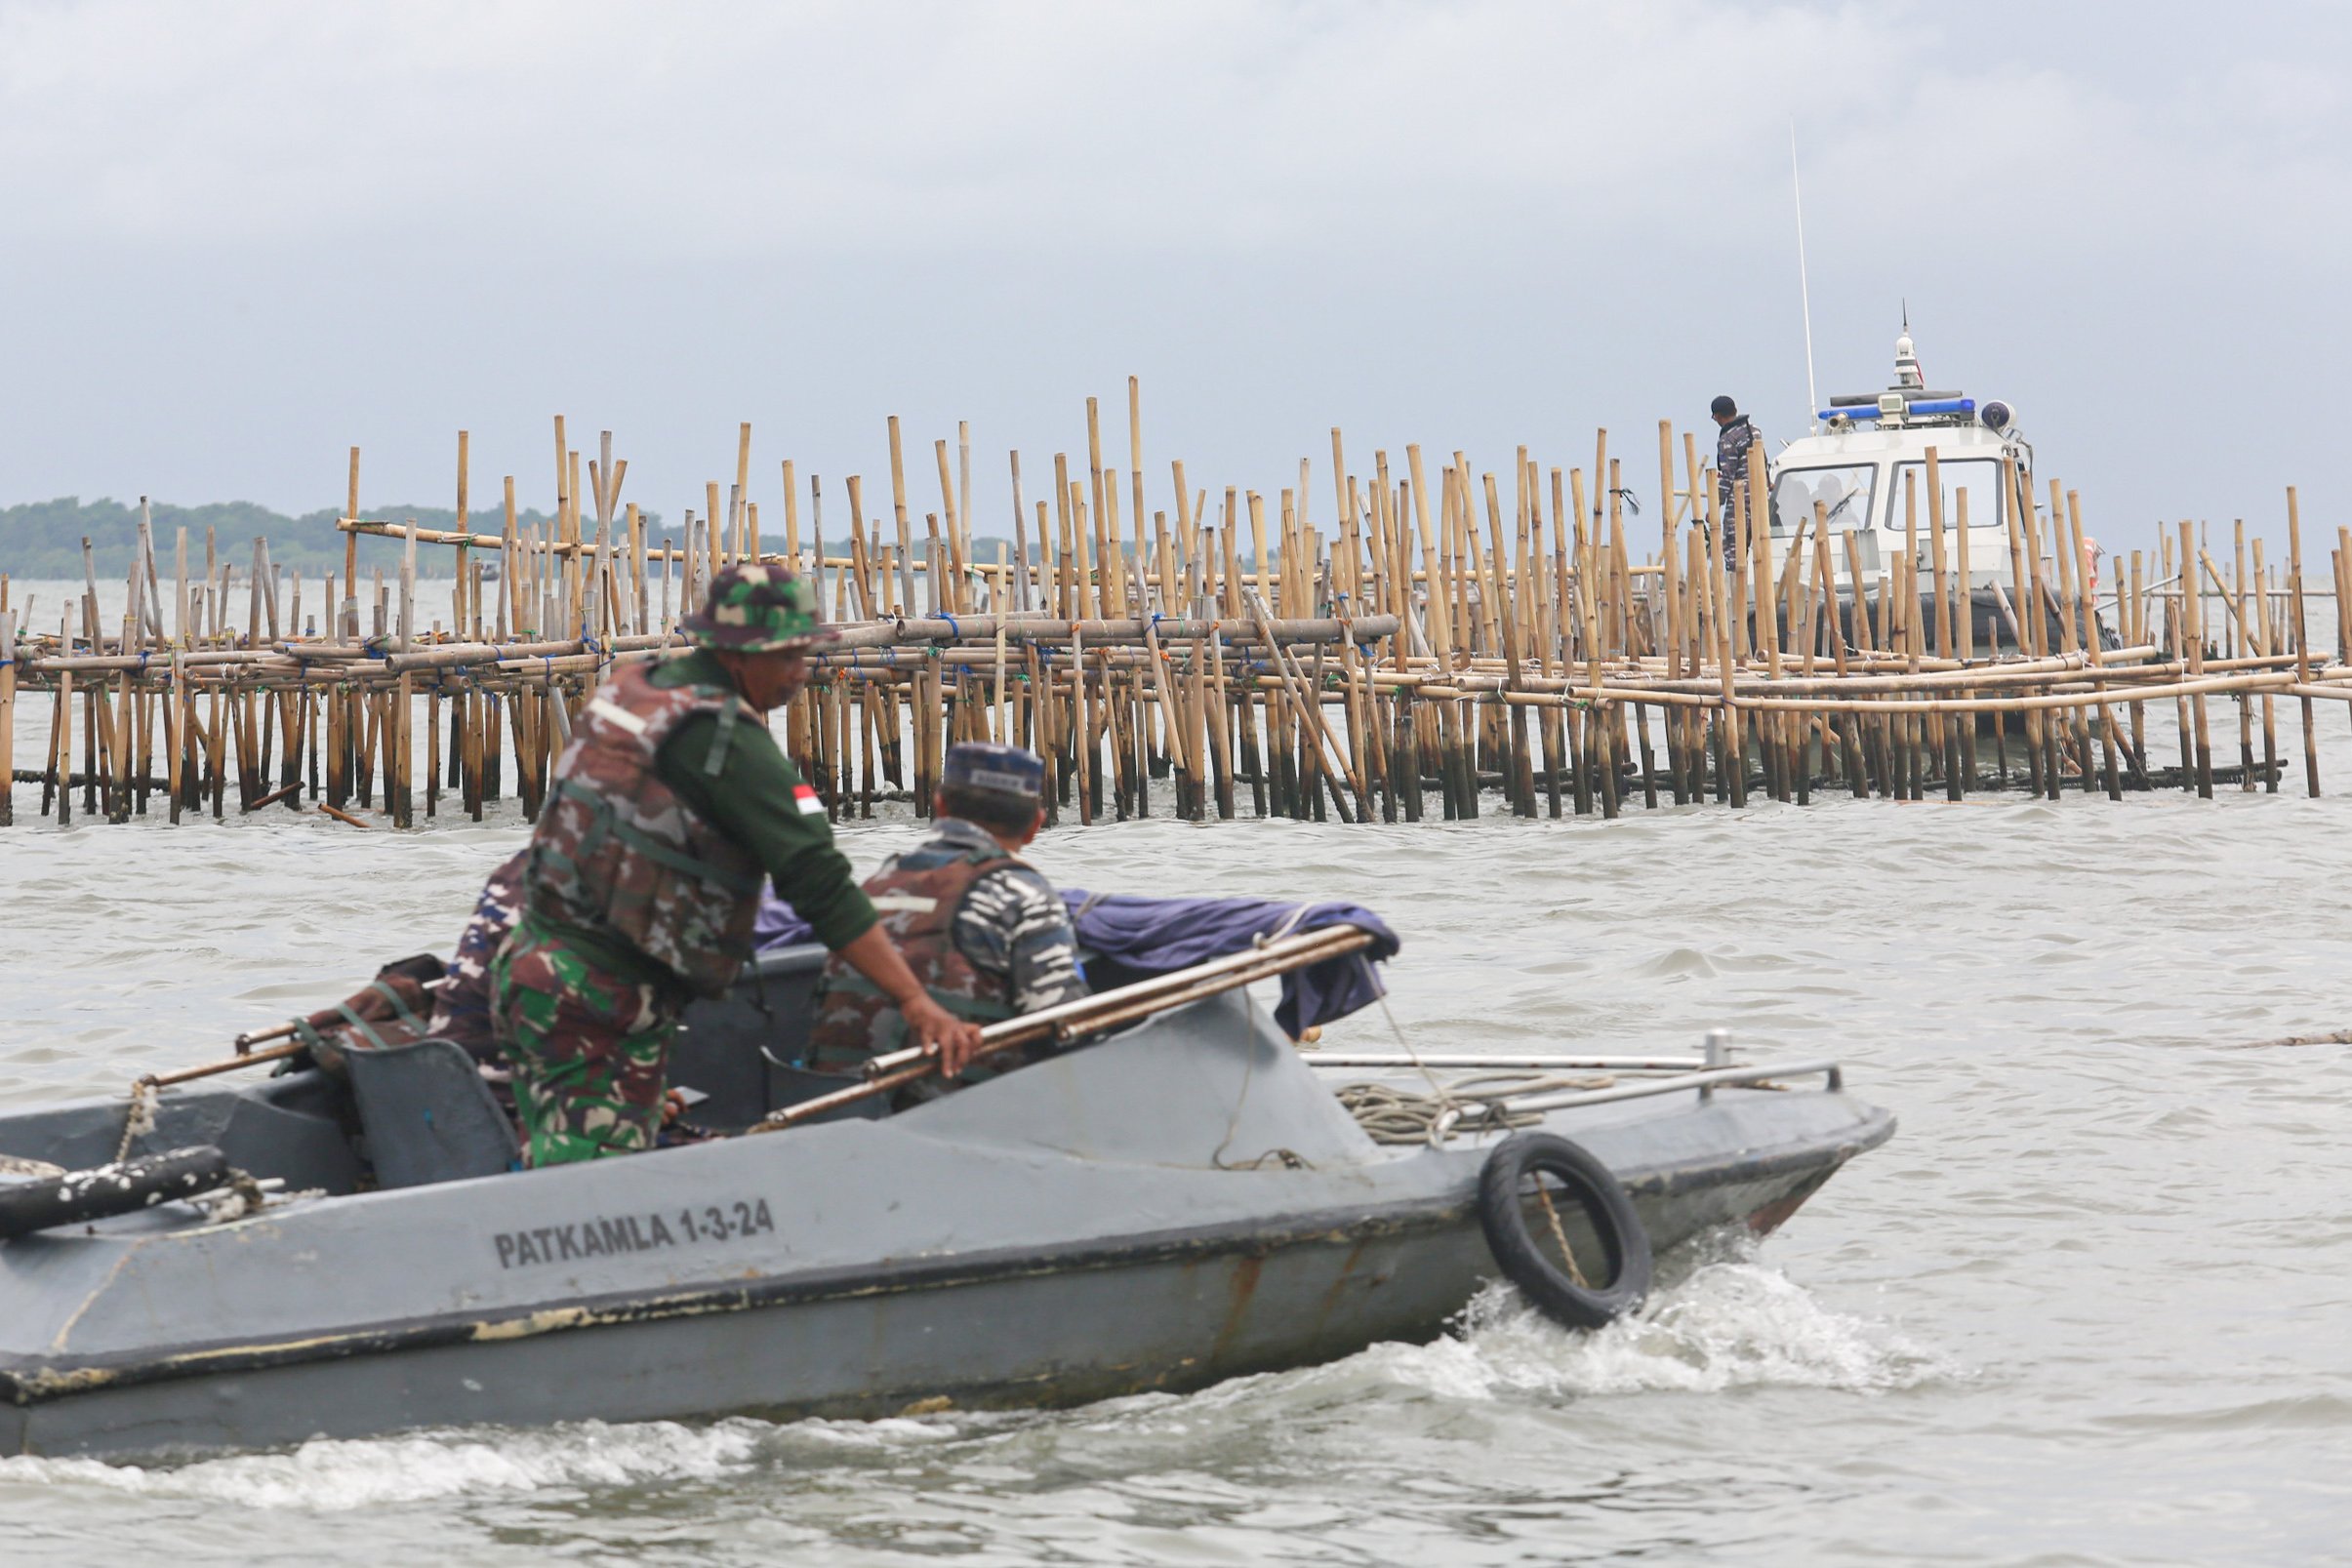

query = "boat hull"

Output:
[[0, 993, 1890, 1458], [0, 1177, 1857, 1457]]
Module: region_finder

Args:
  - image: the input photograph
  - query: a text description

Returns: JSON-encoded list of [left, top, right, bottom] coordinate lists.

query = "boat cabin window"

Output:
[[1886, 458, 2007, 533], [1770, 464, 1878, 537]]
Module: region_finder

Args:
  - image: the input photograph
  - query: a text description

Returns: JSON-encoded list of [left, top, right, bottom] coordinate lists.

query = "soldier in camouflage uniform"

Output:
[[807, 742, 1087, 1105], [492, 564, 983, 1166], [1711, 394, 1764, 570]]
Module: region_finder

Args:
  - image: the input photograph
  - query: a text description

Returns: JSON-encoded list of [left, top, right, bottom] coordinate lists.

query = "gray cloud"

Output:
[[1, 0, 2343, 562]]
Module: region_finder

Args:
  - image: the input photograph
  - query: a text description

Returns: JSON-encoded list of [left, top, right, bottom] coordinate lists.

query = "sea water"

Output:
[[2, 602, 2350, 1563]]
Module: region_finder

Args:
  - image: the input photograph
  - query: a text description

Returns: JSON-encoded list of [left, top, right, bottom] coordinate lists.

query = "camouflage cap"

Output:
[[680, 562, 832, 652]]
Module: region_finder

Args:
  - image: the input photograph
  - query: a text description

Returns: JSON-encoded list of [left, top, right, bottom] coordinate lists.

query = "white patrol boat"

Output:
[[1763, 330, 2081, 653]]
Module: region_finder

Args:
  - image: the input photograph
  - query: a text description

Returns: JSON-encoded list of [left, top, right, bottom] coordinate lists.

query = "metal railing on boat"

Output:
[[1324, 1046, 1850, 1146], [1489, 1058, 1845, 1117], [1303, 1055, 1709, 1072]]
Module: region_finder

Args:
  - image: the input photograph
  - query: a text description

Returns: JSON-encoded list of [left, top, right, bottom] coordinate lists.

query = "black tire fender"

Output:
[[1476, 1133, 1652, 1329], [0, 1146, 232, 1241]]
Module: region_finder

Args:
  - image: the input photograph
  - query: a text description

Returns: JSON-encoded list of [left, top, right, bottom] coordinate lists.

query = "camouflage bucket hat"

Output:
[[680, 562, 832, 652]]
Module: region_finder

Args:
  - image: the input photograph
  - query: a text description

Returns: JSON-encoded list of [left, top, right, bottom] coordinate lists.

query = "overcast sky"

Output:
[[3, 0, 2344, 559]]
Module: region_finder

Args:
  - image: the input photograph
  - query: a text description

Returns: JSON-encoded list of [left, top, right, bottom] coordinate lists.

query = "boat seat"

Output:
[[345, 1037, 520, 1189], [673, 943, 828, 1131]]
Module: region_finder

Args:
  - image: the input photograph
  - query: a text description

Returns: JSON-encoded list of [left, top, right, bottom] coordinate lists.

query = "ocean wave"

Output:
[[1365, 1258, 1953, 1402], [0, 1416, 771, 1511]]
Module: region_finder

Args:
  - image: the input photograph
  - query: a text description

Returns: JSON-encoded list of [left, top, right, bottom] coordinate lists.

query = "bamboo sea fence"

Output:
[[5, 387, 2350, 832]]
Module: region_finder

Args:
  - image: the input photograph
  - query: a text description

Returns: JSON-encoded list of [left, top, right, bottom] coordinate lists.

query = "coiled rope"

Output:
[[1334, 1070, 1620, 1146]]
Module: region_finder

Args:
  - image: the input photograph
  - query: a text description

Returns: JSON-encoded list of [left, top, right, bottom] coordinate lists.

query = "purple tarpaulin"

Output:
[[755, 887, 1399, 1038], [752, 894, 817, 953], [1060, 891, 1399, 1037]]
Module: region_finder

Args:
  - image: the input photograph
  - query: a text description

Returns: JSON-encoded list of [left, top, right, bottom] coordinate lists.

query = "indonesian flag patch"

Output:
[[792, 784, 826, 816]]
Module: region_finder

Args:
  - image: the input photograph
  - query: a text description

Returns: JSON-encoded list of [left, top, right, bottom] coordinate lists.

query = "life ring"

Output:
[[0, 1146, 232, 1241], [1476, 1133, 1652, 1329]]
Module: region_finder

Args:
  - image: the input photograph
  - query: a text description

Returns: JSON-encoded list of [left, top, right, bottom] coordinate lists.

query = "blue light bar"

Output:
[[1816, 398, 1977, 421]]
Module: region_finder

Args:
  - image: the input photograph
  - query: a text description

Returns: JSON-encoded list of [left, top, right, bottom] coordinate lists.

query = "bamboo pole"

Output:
[[2289, 487, 2320, 795], [2252, 539, 2281, 792], [0, 609, 13, 827], [2182, 519, 2213, 797]]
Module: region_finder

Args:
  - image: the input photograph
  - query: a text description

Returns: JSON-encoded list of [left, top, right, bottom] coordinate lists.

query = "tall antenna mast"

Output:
[[1791, 123, 1820, 422]]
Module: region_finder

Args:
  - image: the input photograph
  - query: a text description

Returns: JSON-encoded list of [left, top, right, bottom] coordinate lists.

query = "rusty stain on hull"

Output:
[[1744, 1171, 1835, 1235], [1209, 1254, 1265, 1365]]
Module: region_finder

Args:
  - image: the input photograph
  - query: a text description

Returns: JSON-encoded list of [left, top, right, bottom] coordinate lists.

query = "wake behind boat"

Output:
[[0, 929, 1890, 1460]]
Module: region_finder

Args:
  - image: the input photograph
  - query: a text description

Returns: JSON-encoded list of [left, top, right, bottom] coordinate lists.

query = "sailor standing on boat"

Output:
[[492, 564, 983, 1166], [1710, 394, 1764, 568], [807, 742, 1087, 1102]]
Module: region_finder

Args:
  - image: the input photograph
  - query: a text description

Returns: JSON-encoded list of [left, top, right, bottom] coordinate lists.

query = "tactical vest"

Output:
[[522, 660, 766, 997], [806, 842, 1023, 1068]]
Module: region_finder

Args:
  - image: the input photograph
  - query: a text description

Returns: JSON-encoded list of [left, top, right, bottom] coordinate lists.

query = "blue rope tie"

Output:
[[941, 612, 960, 639]]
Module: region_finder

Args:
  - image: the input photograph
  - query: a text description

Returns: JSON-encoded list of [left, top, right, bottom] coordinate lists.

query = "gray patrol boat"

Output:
[[0, 932, 1891, 1459]]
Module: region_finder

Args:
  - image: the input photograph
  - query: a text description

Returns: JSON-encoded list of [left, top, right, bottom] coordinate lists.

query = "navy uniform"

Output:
[[807, 743, 1086, 1096], [1711, 394, 1764, 568], [426, 849, 527, 1060]]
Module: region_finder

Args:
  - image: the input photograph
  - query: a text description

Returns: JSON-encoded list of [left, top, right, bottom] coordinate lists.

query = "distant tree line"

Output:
[[0, 498, 639, 579], [4, 497, 1181, 603]]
